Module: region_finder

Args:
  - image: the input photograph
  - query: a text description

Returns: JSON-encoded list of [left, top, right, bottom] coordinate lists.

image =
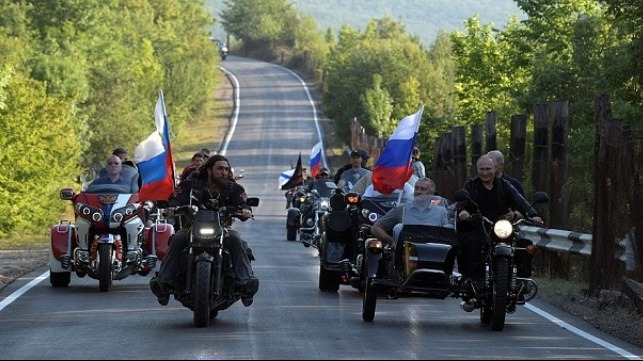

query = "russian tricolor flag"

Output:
[[372, 105, 424, 195], [310, 141, 322, 179], [134, 90, 176, 202]]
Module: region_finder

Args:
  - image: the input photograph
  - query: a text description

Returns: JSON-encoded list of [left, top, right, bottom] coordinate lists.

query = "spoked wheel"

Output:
[[193, 261, 212, 327], [362, 278, 377, 322], [491, 258, 509, 331], [98, 244, 113, 292]]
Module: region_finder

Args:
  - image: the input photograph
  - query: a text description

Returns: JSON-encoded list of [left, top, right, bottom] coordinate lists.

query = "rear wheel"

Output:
[[98, 244, 113, 292], [318, 265, 340, 292], [491, 258, 509, 331], [49, 271, 71, 287], [193, 261, 212, 327], [286, 226, 297, 241], [362, 278, 377, 322]]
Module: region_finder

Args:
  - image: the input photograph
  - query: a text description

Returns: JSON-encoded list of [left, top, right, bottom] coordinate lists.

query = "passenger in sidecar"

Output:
[[365, 178, 457, 294]]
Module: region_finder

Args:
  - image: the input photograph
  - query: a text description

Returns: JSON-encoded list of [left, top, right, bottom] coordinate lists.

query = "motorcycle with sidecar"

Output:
[[49, 183, 173, 292], [361, 190, 548, 331]]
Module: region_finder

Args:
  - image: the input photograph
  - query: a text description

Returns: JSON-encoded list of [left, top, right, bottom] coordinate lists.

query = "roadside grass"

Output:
[[534, 276, 585, 296], [1, 235, 49, 249]]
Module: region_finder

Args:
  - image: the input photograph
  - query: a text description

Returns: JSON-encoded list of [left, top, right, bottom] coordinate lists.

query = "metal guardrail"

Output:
[[518, 225, 637, 271]]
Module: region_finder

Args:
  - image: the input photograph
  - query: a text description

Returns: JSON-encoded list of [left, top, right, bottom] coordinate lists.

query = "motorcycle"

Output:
[[219, 43, 228, 60], [49, 184, 173, 292], [317, 191, 362, 291], [345, 194, 452, 293], [361, 190, 548, 331], [171, 195, 260, 327], [286, 181, 336, 248], [331, 194, 399, 293]]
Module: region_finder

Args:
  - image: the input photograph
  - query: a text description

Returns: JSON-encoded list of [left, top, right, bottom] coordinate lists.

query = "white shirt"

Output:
[[363, 182, 414, 204]]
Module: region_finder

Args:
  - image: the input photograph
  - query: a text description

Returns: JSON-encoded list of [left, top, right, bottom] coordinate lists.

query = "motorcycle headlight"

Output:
[[493, 219, 513, 239], [111, 204, 140, 223], [76, 203, 103, 223], [191, 211, 222, 243], [319, 199, 330, 211]]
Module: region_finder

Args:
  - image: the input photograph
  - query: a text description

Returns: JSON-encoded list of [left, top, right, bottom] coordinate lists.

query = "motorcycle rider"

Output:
[[149, 154, 259, 307], [305, 167, 334, 197], [455, 154, 542, 289], [88, 155, 139, 194]]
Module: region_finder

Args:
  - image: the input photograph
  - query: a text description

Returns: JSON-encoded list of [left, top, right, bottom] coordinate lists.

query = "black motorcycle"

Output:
[[172, 196, 259, 327], [286, 182, 336, 248], [361, 191, 548, 331], [317, 191, 361, 291], [340, 194, 400, 292]]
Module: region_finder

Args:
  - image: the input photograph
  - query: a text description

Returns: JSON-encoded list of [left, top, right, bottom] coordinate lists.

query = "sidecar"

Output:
[[361, 224, 458, 322], [49, 186, 174, 289]]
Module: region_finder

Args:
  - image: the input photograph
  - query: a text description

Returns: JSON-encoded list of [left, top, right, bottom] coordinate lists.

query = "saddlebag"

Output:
[[144, 222, 174, 261], [49, 220, 77, 272], [50, 220, 77, 259]]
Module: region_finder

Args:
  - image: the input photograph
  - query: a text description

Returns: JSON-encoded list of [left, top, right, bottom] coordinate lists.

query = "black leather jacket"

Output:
[[168, 176, 250, 226], [456, 177, 538, 232]]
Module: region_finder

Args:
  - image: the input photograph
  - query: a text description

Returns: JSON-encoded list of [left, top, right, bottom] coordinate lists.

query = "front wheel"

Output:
[[98, 244, 113, 292], [193, 261, 212, 327], [362, 278, 377, 322], [491, 258, 509, 331]]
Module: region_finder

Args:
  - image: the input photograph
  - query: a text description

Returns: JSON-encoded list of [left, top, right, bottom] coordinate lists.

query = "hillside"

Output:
[[205, 0, 525, 47]]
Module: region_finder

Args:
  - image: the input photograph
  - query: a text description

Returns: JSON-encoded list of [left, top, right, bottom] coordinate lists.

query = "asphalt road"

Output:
[[0, 56, 641, 360]]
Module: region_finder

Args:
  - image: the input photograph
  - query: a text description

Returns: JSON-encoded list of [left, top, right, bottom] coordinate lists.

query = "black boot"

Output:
[[238, 278, 259, 307]]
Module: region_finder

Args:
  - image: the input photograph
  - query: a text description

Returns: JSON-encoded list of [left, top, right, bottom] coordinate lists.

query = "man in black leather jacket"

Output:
[[150, 154, 259, 307], [456, 155, 542, 285]]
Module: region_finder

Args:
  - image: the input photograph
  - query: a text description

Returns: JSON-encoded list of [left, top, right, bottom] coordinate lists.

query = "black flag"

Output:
[[281, 153, 304, 190]]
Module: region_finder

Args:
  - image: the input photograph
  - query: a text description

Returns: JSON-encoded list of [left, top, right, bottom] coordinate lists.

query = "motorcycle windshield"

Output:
[[312, 181, 337, 198], [84, 183, 136, 195], [361, 195, 398, 215]]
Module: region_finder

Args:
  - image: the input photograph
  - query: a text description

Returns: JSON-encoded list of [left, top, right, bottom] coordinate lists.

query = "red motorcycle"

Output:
[[49, 183, 173, 292]]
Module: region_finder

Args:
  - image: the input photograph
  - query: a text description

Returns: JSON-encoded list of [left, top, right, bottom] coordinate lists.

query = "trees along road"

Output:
[[0, 56, 641, 360]]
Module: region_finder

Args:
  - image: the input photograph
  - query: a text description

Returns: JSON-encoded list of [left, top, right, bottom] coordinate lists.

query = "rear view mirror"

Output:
[[246, 197, 260, 207], [60, 188, 76, 200]]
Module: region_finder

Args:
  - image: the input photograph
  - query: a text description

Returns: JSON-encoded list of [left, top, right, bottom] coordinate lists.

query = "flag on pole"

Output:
[[280, 154, 304, 190], [134, 90, 176, 201], [372, 105, 424, 195], [310, 141, 322, 179], [279, 169, 296, 189]]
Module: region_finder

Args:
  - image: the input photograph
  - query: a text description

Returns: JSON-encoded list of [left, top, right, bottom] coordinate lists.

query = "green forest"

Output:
[[205, 0, 524, 46], [0, 0, 222, 237], [1, 0, 642, 240]]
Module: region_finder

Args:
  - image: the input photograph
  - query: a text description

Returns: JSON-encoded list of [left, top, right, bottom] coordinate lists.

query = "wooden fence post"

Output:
[[452, 126, 468, 193], [533, 104, 549, 194], [509, 115, 527, 182], [485, 112, 497, 152], [550, 101, 569, 230], [470, 124, 483, 175]]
